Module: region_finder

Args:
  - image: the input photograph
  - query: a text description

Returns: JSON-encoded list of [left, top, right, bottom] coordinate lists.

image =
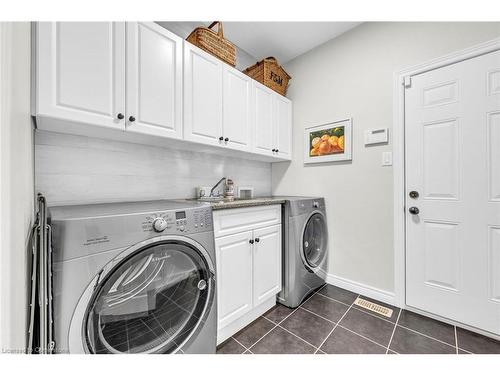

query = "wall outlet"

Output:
[[382, 152, 393, 166]]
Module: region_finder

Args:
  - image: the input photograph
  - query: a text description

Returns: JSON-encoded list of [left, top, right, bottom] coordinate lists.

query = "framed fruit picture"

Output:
[[304, 118, 352, 164]]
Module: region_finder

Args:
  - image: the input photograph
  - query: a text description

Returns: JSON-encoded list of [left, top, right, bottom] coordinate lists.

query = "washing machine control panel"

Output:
[[143, 207, 213, 234]]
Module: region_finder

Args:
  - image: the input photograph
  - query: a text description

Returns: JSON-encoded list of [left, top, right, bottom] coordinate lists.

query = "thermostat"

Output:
[[364, 128, 389, 145]]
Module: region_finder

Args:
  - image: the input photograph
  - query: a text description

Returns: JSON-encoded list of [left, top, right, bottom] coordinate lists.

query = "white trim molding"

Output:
[[392, 37, 500, 309], [325, 273, 396, 307]]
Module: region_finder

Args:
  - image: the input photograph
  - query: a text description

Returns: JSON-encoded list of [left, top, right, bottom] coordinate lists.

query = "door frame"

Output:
[[393, 37, 500, 315]]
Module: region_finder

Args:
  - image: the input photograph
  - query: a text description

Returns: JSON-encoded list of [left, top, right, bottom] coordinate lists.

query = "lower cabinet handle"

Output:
[[254, 238, 260, 243], [249, 239, 254, 244]]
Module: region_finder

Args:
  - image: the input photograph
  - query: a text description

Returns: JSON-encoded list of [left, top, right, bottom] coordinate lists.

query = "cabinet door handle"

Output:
[[254, 238, 260, 243], [117, 113, 124, 120], [224, 137, 229, 142], [276, 149, 279, 153], [249, 239, 254, 244], [272, 149, 276, 153], [129, 116, 136, 122], [219, 136, 224, 141]]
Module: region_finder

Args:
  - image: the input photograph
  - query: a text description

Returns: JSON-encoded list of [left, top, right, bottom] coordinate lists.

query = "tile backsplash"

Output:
[[35, 131, 272, 206]]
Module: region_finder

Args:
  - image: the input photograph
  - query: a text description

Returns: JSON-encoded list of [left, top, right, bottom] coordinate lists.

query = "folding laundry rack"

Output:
[[27, 194, 54, 354]]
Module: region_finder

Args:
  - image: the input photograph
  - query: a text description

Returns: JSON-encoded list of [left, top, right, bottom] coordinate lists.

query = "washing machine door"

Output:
[[81, 237, 214, 354], [302, 212, 328, 271]]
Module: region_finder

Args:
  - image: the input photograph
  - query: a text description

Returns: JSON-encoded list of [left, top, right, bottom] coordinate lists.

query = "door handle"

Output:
[[409, 207, 420, 215], [249, 239, 254, 244], [254, 238, 260, 243]]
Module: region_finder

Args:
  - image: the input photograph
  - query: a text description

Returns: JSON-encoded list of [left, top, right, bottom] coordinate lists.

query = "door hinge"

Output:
[[403, 76, 411, 88]]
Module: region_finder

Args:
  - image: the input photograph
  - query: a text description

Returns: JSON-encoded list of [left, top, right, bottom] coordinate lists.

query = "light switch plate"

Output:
[[382, 151, 393, 166]]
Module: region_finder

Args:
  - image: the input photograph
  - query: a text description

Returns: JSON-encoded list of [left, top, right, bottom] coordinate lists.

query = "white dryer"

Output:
[[49, 200, 216, 354]]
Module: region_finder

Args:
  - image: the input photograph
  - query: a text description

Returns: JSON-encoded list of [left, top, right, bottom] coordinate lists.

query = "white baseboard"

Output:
[[325, 273, 397, 307]]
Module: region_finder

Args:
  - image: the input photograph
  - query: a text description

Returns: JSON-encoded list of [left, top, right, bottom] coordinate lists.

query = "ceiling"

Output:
[[158, 22, 361, 64], [220, 22, 361, 63]]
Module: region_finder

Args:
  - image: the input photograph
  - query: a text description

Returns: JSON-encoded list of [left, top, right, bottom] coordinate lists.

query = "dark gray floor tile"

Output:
[[302, 293, 350, 322], [263, 304, 295, 324], [320, 326, 386, 354], [389, 326, 456, 354], [280, 308, 335, 347], [355, 295, 401, 323], [458, 349, 471, 354], [232, 316, 275, 348], [388, 350, 398, 354], [456, 327, 500, 354], [318, 284, 358, 305], [398, 310, 455, 345], [216, 338, 246, 354], [251, 326, 316, 354], [243, 350, 252, 354], [339, 308, 395, 346]]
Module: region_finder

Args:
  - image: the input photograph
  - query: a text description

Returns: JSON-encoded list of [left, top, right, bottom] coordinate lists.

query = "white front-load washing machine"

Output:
[[277, 197, 328, 308], [49, 200, 216, 354]]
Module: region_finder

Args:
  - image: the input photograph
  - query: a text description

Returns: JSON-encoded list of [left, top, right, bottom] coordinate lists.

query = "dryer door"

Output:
[[302, 212, 328, 271], [83, 238, 214, 354]]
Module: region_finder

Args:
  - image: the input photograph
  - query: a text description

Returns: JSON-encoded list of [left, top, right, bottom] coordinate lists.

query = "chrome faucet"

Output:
[[209, 177, 227, 198]]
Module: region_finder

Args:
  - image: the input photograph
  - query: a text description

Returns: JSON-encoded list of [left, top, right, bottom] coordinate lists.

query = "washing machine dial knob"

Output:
[[152, 217, 168, 232]]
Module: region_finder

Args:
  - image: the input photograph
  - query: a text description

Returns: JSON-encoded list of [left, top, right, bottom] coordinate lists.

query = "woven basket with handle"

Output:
[[186, 22, 236, 67], [243, 57, 291, 96]]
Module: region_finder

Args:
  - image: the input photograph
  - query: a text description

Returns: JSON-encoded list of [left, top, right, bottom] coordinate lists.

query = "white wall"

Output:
[[272, 22, 500, 295], [0, 22, 34, 352], [35, 131, 271, 206]]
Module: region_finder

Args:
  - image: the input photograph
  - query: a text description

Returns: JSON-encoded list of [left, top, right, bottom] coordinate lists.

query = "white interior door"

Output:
[[405, 49, 500, 335], [36, 22, 126, 129], [222, 66, 253, 151], [126, 22, 183, 139], [183, 42, 223, 146]]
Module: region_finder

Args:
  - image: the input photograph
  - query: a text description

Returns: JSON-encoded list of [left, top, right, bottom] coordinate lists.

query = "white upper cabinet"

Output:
[[35, 22, 126, 129], [126, 22, 183, 139], [183, 42, 223, 146], [34, 23, 292, 162], [274, 94, 292, 160], [222, 66, 253, 151], [253, 82, 275, 156]]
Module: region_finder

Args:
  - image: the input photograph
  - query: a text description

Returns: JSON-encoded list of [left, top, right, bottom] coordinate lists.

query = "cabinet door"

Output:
[[253, 82, 275, 156], [184, 42, 223, 146], [126, 22, 183, 139], [274, 95, 292, 160], [222, 66, 253, 151], [215, 231, 253, 329], [253, 224, 282, 306], [36, 22, 126, 129]]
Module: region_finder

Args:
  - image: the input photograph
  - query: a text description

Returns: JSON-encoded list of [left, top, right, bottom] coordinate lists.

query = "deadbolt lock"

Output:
[[409, 191, 419, 199]]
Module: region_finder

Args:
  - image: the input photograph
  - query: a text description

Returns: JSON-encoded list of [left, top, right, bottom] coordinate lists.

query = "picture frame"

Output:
[[304, 118, 352, 164]]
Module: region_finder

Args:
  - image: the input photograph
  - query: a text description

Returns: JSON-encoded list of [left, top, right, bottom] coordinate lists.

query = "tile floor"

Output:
[[216, 284, 500, 354]]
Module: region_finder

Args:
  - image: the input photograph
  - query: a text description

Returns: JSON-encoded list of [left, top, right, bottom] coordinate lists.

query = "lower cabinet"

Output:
[[213, 205, 282, 344]]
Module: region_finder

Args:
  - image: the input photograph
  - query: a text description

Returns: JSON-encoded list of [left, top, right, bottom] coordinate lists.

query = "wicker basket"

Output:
[[186, 22, 236, 67], [243, 57, 291, 96]]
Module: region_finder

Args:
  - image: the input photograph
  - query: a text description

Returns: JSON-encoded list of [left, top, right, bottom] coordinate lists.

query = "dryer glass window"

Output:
[[84, 241, 212, 354], [302, 213, 327, 270]]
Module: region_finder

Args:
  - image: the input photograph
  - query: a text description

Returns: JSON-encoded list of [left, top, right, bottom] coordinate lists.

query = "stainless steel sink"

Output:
[[196, 197, 242, 203]]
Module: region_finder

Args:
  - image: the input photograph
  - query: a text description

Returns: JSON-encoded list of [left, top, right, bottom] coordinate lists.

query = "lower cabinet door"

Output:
[[215, 231, 253, 329], [253, 224, 282, 306]]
